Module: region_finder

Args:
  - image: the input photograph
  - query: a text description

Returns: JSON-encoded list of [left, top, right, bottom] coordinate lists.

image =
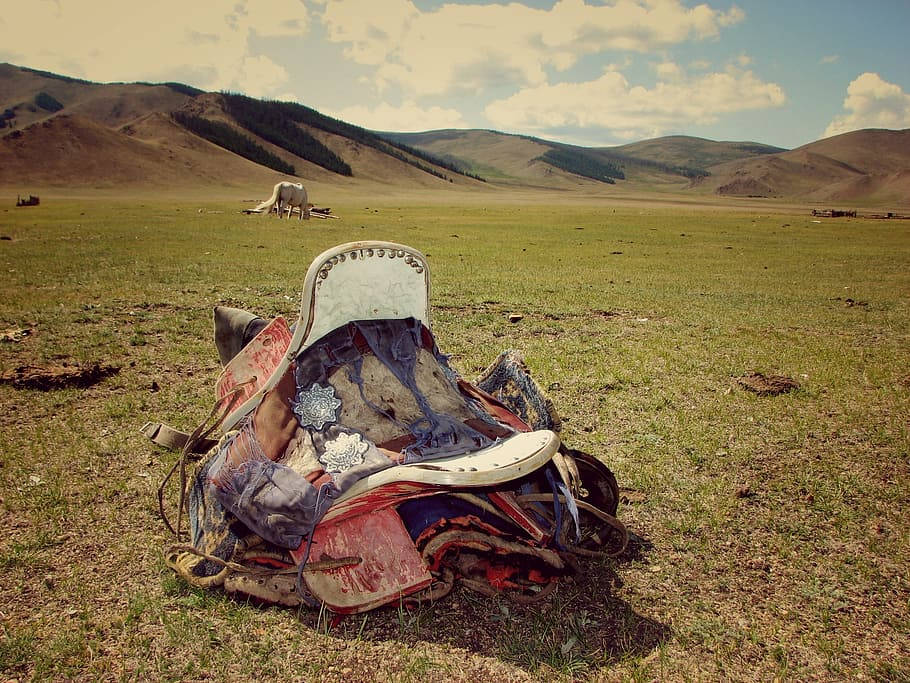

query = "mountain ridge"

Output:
[[1, 63, 907, 206]]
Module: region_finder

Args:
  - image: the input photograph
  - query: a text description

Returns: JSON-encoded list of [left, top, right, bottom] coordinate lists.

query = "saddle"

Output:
[[150, 241, 626, 613]]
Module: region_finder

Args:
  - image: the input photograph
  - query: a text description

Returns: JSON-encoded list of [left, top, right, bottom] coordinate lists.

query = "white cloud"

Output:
[[819, 55, 839, 65], [317, 0, 746, 96], [655, 62, 684, 81], [1, 0, 309, 96], [823, 73, 910, 137], [234, 56, 290, 98], [484, 65, 785, 140], [328, 101, 468, 132]]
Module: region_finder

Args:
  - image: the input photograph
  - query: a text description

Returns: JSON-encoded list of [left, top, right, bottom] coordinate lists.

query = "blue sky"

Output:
[[3, 0, 909, 149]]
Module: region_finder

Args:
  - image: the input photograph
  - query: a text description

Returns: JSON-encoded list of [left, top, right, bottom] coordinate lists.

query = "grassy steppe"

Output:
[[1, 198, 907, 681]]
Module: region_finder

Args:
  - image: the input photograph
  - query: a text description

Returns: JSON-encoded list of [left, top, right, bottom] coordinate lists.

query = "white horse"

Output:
[[254, 181, 310, 220]]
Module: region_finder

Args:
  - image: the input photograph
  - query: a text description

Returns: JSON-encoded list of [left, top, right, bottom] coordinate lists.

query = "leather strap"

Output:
[[141, 421, 218, 453]]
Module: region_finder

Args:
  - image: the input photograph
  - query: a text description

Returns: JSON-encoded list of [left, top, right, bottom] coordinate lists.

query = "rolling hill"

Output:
[[392, 127, 910, 205], [693, 129, 910, 204], [381, 129, 614, 188], [1, 62, 908, 206], [604, 135, 786, 171], [385, 129, 787, 190], [0, 63, 486, 195]]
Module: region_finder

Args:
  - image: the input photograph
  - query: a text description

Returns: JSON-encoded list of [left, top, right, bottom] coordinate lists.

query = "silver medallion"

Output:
[[292, 382, 342, 430], [319, 432, 369, 473]]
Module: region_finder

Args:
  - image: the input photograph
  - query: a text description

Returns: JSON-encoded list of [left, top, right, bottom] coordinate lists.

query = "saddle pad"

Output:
[[216, 316, 292, 405], [294, 506, 432, 613]]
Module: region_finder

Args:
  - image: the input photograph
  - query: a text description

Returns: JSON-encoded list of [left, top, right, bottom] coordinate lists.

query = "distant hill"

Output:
[[693, 129, 910, 204], [0, 63, 485, 193], [603, 135, 785, 171], [385, 129, 787, 189], [391, 127, 909, 205], [381, 129, 602, 188], [1, 62, 908, 206], [0, 112, 295, 189]]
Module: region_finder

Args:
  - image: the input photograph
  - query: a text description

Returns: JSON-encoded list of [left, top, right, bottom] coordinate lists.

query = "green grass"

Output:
[[0, 197, 907, 681]]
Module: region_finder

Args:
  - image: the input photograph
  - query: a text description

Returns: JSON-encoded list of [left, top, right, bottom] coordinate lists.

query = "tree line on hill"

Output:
[[534, 145, 710, 184], [536, 148, 625, 183], [171, 111, 296, 175], [220, 93, 485, 181], [221, 94, 353, 176], [1, 91, 65, 129], [596, 152, 710, 179], [597, 151, 709, 179]]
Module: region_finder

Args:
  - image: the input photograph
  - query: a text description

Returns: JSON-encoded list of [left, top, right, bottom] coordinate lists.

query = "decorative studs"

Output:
[[313, 247, 426, 288]]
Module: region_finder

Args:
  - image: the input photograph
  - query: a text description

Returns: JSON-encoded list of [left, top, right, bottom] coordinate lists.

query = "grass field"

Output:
[[0, 197, 908, 681]]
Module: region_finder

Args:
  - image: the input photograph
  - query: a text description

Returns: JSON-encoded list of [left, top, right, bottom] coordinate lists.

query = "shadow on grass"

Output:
[[314, 533, 670, 677]]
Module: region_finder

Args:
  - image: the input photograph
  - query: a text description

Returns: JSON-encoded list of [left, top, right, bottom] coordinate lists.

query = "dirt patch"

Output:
[[0, 327, 31, 342], [737, 372, 800, 396], [0, 362, 119, 390], [832, 297, 870, 308]]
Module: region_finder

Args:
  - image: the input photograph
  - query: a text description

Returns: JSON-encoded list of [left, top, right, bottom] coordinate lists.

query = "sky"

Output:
[[2, 0, 909, 149]]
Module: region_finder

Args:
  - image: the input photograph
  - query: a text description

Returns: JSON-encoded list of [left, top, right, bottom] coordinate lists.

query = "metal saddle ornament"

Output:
[[151, 241, 627, 614]]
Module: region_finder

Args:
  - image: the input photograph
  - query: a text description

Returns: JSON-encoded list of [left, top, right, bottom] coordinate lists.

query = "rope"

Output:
[[157, 378, 255, 538], [294, 483, 332, 607]]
